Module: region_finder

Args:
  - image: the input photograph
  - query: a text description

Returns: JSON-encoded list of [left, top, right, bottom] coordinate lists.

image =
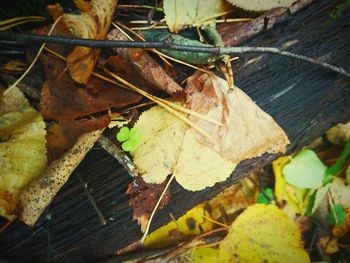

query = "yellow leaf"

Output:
[[144, 204, 213, 248], [174, 130, 236, 191], [192, 247, 220, 263], [219, 204, 310, 263], [0, 87, 47, 220], [226, 0, 295, 11], [163, 0, 233, 33], [130, 105, 188, 184], [273, 156, 305, 217]]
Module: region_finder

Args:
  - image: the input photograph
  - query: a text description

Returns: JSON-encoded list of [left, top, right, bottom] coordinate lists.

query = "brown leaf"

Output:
[[186, 71, 289, 163], [48, 0, 117, 84], [107, 29, 184, 97], [46, 116, 110, 162], [39, 54, 142, 122], [127, 176, 171, 232]]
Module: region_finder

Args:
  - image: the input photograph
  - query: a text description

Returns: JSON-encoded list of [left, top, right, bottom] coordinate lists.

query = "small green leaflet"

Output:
[[282, 149, 327, 189], [257, 188, 274, 205], [116, 127, 141, 152], [329, 203, 346, 226], [323, 139, 350, 184]]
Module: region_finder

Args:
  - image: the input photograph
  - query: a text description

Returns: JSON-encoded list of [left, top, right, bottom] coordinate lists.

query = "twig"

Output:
[[141, 173, 176, 244], [77, 173, 107, 226], [97, 135, 138, 177], [0, 31, 348, 77]]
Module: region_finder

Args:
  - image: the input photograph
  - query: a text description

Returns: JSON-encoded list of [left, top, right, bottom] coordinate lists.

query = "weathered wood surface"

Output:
[[1, 0, 350, 262]]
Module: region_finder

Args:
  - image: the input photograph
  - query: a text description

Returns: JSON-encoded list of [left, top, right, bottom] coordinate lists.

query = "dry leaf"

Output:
[[130, 104, 237, 191], [107, 29, 184, 97], [173, 130, 237, 191], [326, 121, 350, 146], [226, 0, 295, 11], [186, 72, 289, 163], [0, 86, 47, 220], [39, 54, 141, 121], [17, 129, 103, 225], [163, 0, 232, 32], [131, 105, 188, 184], [48, 0, 117, 83], [127, 176, 171, 232], [219, 204, 310, 262]]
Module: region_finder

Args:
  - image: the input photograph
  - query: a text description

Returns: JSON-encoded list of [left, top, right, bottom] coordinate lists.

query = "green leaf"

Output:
[[308, 184, 331, 215], [329, 203, 346, 226], [346, 166, 350, 185], [257, 188, 274, 204], [129, 127, 141, 141], [122, 139, 140, 152], [116, 126, 130, 142], [282, 149, 327, 189], [323, 139, 350, 184]]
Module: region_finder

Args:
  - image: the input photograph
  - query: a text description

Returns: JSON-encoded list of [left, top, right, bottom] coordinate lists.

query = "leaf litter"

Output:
[[1, 0, 349, 261]]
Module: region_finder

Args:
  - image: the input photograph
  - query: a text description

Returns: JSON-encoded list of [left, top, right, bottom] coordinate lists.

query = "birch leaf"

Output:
[[226, 0, 295, 11], [173, 130, 236, 191], [130, 105, 188, 184], [0, 86, 47, 220], [163, 0, 232, 33], [219, 204, 310, 263]]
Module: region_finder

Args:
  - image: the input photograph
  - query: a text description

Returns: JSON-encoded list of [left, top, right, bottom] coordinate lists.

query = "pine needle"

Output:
[[0, 16, 45, 31], [7, 16, 62, 91]]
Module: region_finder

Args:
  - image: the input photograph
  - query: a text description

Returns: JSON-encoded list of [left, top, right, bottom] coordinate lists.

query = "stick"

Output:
[[0, 32, 349, 77]]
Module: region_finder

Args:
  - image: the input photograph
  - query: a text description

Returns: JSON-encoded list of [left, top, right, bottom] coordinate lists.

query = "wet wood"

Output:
[[1, 0, 350, 261]]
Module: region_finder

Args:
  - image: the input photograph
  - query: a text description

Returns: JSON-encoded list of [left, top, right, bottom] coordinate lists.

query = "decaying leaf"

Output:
[[326, 121, 350, 146], [17, 129, 103, 225], [226, 0, 295, 11], [163, 0, 232, 33], [127, 176, 171, 232], [186, 72, 289, 163], [40, 54, 141, 122], [219, 204, 310, 262], [0, 86, 47, 220], [48, 0, 117, 84], [144, 204, 213, 248], [107, 29, 184, 97]]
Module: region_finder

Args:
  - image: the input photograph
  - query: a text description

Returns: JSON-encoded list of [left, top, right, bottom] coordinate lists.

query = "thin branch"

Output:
[[0, 31, 349, 77]]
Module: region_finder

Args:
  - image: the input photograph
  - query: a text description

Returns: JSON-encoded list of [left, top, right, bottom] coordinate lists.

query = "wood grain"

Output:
[[1, 0, 350, 261]]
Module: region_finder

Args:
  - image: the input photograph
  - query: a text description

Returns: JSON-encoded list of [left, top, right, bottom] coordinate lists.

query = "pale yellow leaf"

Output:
[[226, 0, 295, 11], [130, 106, 188, 184], [0, 87, 47, 220], [173, 130, 237, 191], [163, 0, 232, 32], [219, 204, 310, 263]]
